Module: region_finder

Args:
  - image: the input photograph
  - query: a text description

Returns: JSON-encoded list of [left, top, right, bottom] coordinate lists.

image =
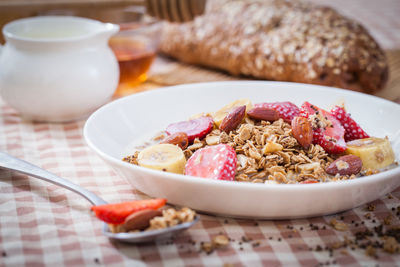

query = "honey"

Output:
[[109, 37, 156, 96]]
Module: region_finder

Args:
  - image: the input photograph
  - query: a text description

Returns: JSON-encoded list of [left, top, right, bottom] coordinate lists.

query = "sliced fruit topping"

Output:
[[325, 155, 363, 176], [300, 102, 346, 154], [166, 116, 214, 143], [254, 102, 299, 123], [212, 98, 253, 127], [313, 130, 346, 154], [91, 198, 166, 224], [247, 106, 280, 121], [185, 144, 237, 181], [300, 180, 319, 184], [219, 105, 246, 133], [161, 132, 189, 149], [291, 116, 313, 149], [137, 143, 186, 174], [346, 137, 395, 171], [330, 106, 369, 141]]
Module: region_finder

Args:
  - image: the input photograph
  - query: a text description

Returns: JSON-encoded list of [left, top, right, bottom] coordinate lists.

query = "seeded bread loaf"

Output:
[[160, 0, 388, 93]]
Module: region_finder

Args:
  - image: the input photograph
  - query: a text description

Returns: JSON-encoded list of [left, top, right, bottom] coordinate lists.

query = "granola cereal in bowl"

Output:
[[122, 100, 396, 184], [84, 81, 400, 219]]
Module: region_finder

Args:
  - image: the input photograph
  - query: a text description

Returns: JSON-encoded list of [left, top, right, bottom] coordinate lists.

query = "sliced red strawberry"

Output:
[[300, 102, 346, 154], [300, 180, 319, 184], [91, 198, 166, 224], [166, 116, 214, 143], [254, 102, 299, 123], [330, 106, 369, 141], [185, 144, 237, 181]]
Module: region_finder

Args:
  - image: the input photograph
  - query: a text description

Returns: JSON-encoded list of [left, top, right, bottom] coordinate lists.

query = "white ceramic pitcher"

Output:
[[0, 16, 120, 122]]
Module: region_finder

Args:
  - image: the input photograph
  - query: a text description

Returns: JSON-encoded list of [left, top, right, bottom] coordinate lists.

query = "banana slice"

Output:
[[137, 144, 186, 174], [346, 137, 395, 171], [212, 98, 253, 127], [189, 112, 213, 120]]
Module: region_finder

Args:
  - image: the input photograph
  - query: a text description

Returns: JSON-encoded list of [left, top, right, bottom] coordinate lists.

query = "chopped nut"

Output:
[[248, 146, 262, 160], [187, 142, 204, 151], [297, 162, 320, 173], [263, 141, 283, 154], [108, 223, 125, 233], [153, 132, 167, 141], [330, 241, 344, 249], [264, 180, 278, 184], [147, 207, 196, 231], [365, 245, 376, 257], [206, 135, 220, 145], [383, 237, 400, 254], [330, 219, 348, 231], [272, 171, 287, 183], [367, 204, 376, 211], [238, 124, 253, 141], [384, 215, 392, 225], [213, 235, 230, 248], [201, 242, 214, 254]]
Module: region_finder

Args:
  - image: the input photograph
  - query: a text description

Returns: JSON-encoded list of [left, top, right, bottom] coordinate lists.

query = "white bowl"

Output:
[[84, 81, 400, 219]]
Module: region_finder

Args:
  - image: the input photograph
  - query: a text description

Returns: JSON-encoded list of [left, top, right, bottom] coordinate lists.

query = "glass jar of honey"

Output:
[[109, 22, 161, 96]]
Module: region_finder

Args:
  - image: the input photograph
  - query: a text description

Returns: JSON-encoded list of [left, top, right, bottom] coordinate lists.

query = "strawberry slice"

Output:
[[166, 116, 214, 143], [330, 106, 369, 141], [91, 198, 166, 224], [300, 102, 346, 154], [254, 102, 299, 123], [185, 144, 237, 181], [300, 180, 319, 184]]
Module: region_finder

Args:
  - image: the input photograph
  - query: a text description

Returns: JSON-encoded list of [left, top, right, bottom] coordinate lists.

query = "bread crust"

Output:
[[160, 0, 388, 92]]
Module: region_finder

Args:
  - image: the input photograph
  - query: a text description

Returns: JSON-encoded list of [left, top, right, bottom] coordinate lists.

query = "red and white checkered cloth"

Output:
[[1, 1, 400, 266], [1, 99, 400, 266]]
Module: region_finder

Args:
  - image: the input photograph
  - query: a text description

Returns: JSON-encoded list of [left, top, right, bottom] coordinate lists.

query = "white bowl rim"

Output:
[[84, 80, 400, 192]]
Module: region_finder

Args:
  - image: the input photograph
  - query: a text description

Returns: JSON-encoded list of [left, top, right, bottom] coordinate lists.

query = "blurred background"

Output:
[[0, 0, 399, 48], [0, 0, 399, 99]]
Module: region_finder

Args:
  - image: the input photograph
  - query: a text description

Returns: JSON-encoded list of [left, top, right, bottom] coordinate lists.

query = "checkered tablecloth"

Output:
[[1, 1, 400, 266]]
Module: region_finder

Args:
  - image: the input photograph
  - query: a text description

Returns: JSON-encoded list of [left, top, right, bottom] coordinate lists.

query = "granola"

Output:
[[109, 207, 196, 233], [123, 99, 396, 184], [124, 119, 347, 184]]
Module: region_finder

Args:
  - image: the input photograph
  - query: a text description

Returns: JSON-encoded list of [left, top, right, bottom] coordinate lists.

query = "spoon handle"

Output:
[[0, 152, 107, 206]]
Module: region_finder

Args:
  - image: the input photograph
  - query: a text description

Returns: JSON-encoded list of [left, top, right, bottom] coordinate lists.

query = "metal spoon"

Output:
[[0, 152, 199, 243]]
